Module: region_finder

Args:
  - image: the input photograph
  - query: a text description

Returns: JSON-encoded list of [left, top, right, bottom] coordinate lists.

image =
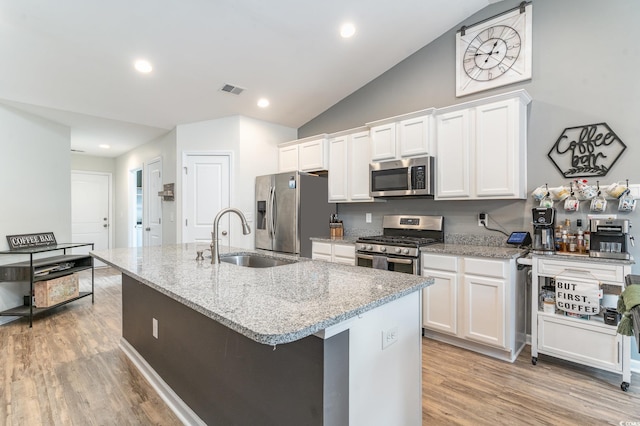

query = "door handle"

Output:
[[146, 227, 151, 231], [222, 231, 228, 236], [103, 224, 109, 228]]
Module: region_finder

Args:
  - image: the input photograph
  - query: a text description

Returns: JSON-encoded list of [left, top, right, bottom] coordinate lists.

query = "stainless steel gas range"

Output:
[[356, 215, 444, 275]]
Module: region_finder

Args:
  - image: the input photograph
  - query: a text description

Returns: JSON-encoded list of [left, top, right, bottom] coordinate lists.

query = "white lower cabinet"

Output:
[[422, 253, 523, 362], [311, 241, 355, 265], [531, 256, 632, 390]]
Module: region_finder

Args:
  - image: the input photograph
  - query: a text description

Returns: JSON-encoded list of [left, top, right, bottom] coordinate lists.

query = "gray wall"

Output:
[[299, 0, 640, 270]]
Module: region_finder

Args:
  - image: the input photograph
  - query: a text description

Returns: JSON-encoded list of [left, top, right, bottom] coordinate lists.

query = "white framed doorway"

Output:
[[71, 171, 112, 266], [145, 157, 163, 247], [182, 153, 231, 245], [129, 167, 143, 247]]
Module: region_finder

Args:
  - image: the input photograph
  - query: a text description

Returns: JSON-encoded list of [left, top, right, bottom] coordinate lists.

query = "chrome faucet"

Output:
[[211, 207, 251, 264]]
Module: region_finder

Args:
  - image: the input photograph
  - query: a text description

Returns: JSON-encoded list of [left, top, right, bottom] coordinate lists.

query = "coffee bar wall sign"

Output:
[[548, 122, 626, 178], [6, 232, 57, 250]]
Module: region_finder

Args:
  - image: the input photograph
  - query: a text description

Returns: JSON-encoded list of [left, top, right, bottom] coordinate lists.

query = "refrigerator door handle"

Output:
[[270, 186, 277, 239], [268, 186, 276, 239]]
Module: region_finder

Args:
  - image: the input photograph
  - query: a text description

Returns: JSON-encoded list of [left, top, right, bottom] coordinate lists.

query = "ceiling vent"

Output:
[[220, 83, 245, 95]]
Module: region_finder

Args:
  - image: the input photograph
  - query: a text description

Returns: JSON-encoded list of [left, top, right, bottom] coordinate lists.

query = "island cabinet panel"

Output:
[[121, 274, 349, 426]]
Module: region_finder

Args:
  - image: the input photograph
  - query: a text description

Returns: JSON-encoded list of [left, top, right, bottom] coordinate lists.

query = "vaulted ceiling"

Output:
[[0, 0, 501, 156]]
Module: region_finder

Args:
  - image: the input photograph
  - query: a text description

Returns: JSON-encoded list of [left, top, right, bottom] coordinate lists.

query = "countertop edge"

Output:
[[91, 248, 434, 346]]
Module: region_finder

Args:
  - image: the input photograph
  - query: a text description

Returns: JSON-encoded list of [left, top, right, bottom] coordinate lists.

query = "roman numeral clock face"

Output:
[[463, 25, 521, 82], [456, 4, 532, 96]]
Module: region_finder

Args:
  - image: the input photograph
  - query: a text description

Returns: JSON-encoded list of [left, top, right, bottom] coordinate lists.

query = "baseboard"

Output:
[[0, 316, 19, 326], [423, 330, 523, 363], [119, 338, 206, 426]]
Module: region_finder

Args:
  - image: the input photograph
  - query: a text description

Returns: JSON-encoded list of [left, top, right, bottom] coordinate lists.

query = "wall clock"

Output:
[[456, 2, 532, 97]]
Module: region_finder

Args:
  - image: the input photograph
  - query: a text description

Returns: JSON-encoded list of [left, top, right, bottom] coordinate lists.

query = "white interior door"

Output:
[[183, 155, 230, 245], [145, 158, 163, 247], [71, 171, 111, 266]]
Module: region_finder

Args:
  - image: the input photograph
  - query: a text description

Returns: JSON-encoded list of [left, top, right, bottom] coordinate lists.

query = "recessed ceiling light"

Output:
[[340, 22, 356, 38], [257, 98, 270, 108], [99, 144, 111, 149], [134, 59, 153, 73]]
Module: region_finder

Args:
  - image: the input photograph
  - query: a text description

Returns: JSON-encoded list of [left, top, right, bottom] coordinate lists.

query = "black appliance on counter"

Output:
[[356, 215, 444, 275], [531, 207, 555, 255], [589, 218, 632, 260]]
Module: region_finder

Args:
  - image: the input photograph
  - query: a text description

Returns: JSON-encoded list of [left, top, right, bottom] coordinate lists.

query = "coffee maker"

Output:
[[589, 218, 631, 260], [532, 207, 556, 254]]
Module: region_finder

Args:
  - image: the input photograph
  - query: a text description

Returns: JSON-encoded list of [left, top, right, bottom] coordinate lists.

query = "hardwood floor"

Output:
[[1, 267, 638, 425]]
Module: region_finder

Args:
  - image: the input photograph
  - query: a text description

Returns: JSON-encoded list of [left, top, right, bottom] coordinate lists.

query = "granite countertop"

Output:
[[310, 236, 359, 244], [421, 243, 527, 259], [91, 244, 432, 346]]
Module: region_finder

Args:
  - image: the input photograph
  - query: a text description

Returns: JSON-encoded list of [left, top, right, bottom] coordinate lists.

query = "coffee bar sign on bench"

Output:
[[6, 232, 57, 250]]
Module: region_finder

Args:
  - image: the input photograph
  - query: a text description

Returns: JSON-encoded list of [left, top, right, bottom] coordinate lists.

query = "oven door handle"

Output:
[[357, 254, 414, 265]]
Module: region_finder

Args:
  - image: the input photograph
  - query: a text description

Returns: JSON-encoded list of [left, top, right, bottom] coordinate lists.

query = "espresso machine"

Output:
[[589, 218, 632, 260], [532, 207, 556, 254]]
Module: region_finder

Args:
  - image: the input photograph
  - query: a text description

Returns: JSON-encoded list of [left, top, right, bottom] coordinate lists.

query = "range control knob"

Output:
[[402, 248, 410, 254], [366, 245, 373, 251], [394, 247, 401, 253], [380, 247, 387, 252]]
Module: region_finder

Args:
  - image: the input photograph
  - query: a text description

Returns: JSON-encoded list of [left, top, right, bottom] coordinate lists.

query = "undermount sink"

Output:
[[219, 253, 297, 268]]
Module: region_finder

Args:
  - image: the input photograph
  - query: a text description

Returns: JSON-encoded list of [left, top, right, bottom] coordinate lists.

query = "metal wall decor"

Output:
[[548, 123, 626, 178]]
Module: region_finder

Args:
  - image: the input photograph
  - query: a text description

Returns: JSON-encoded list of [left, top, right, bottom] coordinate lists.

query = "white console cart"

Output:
[[531, 255, 633, 391]]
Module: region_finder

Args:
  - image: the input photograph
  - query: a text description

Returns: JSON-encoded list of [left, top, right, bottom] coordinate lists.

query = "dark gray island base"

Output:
[[123, 273, 348, 425], [92, 244, 429, 425]]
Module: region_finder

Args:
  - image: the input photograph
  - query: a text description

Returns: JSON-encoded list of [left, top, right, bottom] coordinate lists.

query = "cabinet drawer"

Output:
[[422, 254, 457, 272], [537, 258, 624, 283], [333, 244, 355, 259], [312, 242, 332, 256], [464, 257, 506, 279]]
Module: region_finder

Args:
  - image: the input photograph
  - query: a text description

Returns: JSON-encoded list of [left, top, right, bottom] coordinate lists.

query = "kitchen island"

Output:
[[91, 243, 433, 426]]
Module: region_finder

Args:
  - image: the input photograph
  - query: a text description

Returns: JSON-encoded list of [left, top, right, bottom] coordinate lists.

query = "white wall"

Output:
[[114, 129, 177, 248], [176, 115, 296, 248], [0, 104, 71, 321], [71, 154, 116, 174]]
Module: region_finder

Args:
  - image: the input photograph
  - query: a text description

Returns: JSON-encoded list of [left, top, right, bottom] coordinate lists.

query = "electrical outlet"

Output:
[[152, 318, 158, 339], [478, 212, 488, 227], [382, 326, 398, 349], [366, 213, 372, 223]]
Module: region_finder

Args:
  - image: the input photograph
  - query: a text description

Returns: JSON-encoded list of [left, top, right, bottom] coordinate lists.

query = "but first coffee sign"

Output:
[[555, 275, 602, 315], [6, 232, 57, 250]]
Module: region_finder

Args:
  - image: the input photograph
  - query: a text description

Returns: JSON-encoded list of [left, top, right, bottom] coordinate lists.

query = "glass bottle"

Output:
[[576, 219, 585, 254], [554, 224, 563, 251]]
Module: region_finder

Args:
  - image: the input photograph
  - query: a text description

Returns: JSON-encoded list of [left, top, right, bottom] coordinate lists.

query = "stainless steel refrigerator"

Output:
[[255, 171, 336, 258]]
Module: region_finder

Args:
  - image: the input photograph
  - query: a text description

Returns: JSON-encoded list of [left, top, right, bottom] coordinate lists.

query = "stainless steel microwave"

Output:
[[369, 156, 435, 198]]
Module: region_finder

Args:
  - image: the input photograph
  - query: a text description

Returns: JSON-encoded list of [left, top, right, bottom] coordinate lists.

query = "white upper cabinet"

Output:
[[369, 123, 397, 161], [398, 115, 432, 158], [328, 127, 373, 203], [368, 109, 435, 162], [278, 134, 329, 173], [278, 145, 299, 172], [435, 90, 531, 200]]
